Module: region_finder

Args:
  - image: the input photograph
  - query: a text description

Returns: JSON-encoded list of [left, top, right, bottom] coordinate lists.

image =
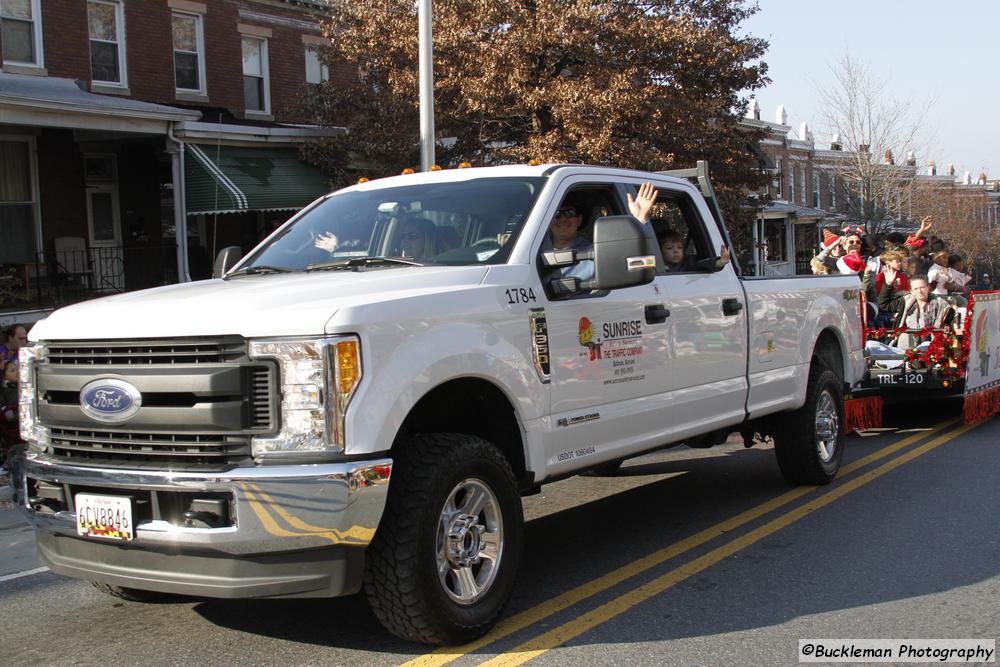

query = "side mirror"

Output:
[[213, 246, 242, 278], [587, 216, 657, 290]]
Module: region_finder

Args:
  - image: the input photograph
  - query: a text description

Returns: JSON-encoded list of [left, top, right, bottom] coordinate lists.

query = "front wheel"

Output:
[[364, 433, 523, 645], [773, 364, 845, 485]]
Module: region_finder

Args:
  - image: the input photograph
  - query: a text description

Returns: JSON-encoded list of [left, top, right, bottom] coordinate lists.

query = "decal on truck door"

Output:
[[578, 316, 647, 385]]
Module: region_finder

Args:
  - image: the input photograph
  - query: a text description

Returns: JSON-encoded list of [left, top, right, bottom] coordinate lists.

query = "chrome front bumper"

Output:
[[19, 454, 392, 598]]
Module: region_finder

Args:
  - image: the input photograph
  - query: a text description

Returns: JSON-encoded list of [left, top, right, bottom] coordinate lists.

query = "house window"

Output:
[[172, 11, 205, 93], [88, 0, 126, 86], [242, 36, 270, 113], [799, 166, 806, 205], [0, 139, 38, 264], [812, 173, 820, 208], [1, 0, 43, 67], [829, 174, 836, 210], [304, 46, 329, 86], [788, 165, 795, 204], [774, 158, 783, 198]]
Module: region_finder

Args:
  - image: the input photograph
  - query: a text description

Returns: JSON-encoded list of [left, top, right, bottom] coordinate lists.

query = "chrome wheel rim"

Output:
[[436, 478, 503, 605], [814, 390, 839, 463]]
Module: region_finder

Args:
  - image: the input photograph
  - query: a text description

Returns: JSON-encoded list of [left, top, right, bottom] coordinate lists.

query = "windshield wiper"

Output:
[[225, 265, 293, 278], [306, 256, 424, 271]]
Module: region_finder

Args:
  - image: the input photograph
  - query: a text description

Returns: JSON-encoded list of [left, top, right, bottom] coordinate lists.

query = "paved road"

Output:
[[1, 399, 997, 665]]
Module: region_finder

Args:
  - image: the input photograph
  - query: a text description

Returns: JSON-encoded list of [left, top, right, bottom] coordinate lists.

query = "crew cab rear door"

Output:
[[628, 178, 749, 440]]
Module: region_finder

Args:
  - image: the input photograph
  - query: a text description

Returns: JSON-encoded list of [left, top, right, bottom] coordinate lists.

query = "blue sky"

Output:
[[741, 0, 997, 179]]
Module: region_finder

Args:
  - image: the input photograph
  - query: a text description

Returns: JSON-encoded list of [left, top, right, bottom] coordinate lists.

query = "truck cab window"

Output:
[[538, 185, 623, 292], [646, 194, 713, 273]]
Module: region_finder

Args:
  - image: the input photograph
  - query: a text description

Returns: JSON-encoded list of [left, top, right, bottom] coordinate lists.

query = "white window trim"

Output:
[[304, 45, 329, 85], [88, 0, 128, 88], [173, 10, 206, 95], [1, 0, 44, 69], [0, 135, 43, 262], [243, 36, 271, 115]]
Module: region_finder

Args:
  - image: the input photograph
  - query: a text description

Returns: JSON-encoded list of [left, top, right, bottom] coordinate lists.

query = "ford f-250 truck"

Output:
[[17, 162, 864, 644]]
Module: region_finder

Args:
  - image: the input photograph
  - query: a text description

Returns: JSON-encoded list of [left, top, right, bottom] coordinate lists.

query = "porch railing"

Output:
[[0, 244, 179, 312]]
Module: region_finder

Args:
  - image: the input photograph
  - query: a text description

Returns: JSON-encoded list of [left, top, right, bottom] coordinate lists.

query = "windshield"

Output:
[[240, 176, 547, 272]]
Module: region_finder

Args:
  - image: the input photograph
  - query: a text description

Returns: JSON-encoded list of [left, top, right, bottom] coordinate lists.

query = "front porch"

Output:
[[0, 243, 178, 314]]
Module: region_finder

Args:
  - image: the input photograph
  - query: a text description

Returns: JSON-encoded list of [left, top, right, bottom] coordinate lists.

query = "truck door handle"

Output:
[[645, 304, 670, 324], [722, 298, 743, 316]]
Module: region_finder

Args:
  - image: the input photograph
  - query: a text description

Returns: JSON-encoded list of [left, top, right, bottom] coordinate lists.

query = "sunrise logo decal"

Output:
[[578, 317, 603, 361]]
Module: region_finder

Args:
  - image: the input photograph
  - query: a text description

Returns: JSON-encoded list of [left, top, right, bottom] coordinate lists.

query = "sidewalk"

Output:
[[0, 473, 43, 578]]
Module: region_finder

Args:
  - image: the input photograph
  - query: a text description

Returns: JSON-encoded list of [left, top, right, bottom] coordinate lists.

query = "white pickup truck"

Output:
[[17, 162, 864, 644]]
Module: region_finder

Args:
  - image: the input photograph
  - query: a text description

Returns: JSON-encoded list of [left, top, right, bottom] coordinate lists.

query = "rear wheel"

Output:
[[364, 433, 523, 645], [773, 364, 845, 485]]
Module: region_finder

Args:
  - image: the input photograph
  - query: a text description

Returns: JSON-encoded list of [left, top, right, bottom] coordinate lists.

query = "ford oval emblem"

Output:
[[80, 379, 143, 423]]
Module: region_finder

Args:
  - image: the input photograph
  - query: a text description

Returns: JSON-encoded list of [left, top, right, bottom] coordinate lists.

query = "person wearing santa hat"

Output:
[[904, 216, 934, 275], [812, 228, 844, 274], [834, 231, 867, 275]]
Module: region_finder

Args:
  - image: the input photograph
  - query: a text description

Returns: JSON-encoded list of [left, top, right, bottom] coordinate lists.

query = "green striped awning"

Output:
[[184, 144, 331, 215]]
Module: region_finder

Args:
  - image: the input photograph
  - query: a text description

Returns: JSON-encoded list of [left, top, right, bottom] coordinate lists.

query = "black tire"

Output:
[[364, 433, 523, 645], [773, 364, 845, 485], [580, 460, 623, 476], [90, 581, 176, 603]]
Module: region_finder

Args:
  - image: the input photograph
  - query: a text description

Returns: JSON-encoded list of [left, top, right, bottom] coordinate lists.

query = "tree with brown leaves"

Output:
[[911, 179, 1000, 279], [301, 0, 770, 255]]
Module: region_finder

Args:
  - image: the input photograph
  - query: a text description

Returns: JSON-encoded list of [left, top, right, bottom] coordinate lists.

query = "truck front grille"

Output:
[[45, 339, 246, 366], [34, 336, 276, 471], [48, 428, 252, 470]]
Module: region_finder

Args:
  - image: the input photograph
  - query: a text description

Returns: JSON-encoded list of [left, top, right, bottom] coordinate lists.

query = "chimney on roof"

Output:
[[830, 133, 842, 150], [946, 163, 955, 176], [978, 172, 987, 185], [962, 171, 972, 185], [928, 160, 936, 175], [905, 151, 916, 166], [884, 149, 894, 165], [799, 122, 812, 143], [776, 105, 787, 125], [746, 97, 760, 120]]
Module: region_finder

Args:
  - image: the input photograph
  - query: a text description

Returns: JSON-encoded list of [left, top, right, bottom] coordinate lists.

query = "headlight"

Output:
[[249, 336, 361, 458], [18, 344, 45, 444]]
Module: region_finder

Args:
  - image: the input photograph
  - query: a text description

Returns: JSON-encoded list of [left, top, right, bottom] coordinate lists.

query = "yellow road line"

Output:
[[481, 420, 978, 667], [402, 417, 960, 667]]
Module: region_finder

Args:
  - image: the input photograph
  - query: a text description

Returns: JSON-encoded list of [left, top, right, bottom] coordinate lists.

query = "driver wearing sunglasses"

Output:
[[543, 204, 594, 281]]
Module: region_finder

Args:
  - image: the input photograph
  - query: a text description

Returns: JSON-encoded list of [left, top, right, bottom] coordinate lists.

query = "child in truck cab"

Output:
[[659, 230, 685, 271]]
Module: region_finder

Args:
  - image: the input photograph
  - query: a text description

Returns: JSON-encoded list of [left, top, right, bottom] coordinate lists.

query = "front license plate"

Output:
[[75, 493, 133, 541]]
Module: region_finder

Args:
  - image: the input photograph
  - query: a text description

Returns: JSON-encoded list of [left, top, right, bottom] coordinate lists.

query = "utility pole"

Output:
[[418, 0, 435, 171]]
